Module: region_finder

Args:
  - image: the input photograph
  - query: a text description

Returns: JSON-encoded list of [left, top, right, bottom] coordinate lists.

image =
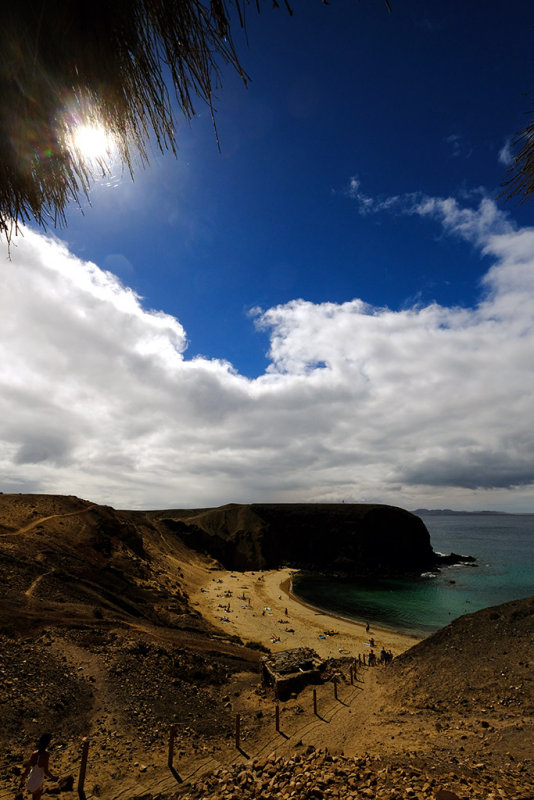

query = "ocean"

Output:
[[291, 513, 534, 637]]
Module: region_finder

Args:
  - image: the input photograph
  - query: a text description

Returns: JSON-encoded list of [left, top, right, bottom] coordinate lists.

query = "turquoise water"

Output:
[[292, 513, 534, 637]]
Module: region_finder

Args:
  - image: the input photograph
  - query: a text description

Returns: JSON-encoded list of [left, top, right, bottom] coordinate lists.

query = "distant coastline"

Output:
[[413, 508, 532, 516]]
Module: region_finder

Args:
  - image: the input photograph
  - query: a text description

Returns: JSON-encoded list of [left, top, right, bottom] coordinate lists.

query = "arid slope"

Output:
[[0, 494, 532, 800]]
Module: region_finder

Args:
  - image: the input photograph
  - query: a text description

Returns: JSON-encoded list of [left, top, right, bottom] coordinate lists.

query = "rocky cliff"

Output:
[[150, 503, 438, 576]]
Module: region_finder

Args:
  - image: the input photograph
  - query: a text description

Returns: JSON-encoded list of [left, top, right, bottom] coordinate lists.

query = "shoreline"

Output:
[[287, 571, 441, 639], [189, 566, 421, 661], [282, 572, 427, 641]]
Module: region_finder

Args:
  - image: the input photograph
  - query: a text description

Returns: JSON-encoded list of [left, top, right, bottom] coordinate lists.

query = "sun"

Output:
[[71, 123, 114, 163]]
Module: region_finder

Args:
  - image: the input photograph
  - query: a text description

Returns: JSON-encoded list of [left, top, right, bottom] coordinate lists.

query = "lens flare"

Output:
[[72, 123, 113, 162]]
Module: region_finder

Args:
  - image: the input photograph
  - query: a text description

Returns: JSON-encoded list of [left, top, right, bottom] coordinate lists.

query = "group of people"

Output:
[[379, 647, 394, 664], [355, 647, 394, 667]]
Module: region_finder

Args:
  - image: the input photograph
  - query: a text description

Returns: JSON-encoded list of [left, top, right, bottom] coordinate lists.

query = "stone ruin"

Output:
[[261, 647, 324, 699]]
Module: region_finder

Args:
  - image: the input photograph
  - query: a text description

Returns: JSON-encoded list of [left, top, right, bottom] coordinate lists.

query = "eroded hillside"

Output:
[[0, 494, 263, 796], [0, 494, 532, 800]]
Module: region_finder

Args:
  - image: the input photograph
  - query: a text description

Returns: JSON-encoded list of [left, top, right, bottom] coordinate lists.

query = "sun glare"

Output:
[[72, 123, 114, 162]]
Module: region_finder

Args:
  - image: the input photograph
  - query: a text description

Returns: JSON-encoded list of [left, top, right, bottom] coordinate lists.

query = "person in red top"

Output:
[[19, 733, 58, 799]]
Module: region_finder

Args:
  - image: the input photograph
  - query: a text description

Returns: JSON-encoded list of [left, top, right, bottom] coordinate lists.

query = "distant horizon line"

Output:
[[412, 508, 534, 516], [1, 491, 533, 515]]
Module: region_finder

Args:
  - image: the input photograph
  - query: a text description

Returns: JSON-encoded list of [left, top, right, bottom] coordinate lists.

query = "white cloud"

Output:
[[346, 177, 376, 213], [346, 181, 513, 246], [498, 137, 514, 167], [1, 195, 534, 511]]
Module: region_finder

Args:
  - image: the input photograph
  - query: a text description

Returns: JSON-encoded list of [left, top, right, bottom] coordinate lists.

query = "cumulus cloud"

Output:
[[1, 194, 534, 510]]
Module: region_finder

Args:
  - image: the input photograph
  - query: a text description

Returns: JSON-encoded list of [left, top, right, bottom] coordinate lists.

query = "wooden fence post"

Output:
[[168, 725, 176, 768], [349, 665, 354, 685], [235, 713, 241, 749], [78, 738, 89, 796], [313, 688, 317, 716], [275, 704, 280, 732]]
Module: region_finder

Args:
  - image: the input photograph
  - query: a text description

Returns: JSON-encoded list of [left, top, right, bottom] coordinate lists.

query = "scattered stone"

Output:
[[171, 752, 514, 800], [58, 775, 74, 791]]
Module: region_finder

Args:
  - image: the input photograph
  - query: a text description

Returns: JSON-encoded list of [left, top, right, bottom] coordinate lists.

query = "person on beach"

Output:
[[19, 733, 58, 798]]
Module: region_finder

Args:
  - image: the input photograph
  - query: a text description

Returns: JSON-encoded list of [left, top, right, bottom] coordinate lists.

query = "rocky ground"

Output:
[[161, 747, 531, 800], [0, 626, 263, 797], [0, 494, 532, 800], [2, 622, 532, 800]]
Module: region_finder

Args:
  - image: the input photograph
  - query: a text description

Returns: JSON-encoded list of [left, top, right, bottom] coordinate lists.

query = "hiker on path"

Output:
[[19, 733, 57, 799]]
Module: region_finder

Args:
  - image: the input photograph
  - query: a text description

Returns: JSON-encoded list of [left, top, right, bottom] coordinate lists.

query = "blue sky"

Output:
[[1, 0, 534, 510], [59, 0, 534, 375]]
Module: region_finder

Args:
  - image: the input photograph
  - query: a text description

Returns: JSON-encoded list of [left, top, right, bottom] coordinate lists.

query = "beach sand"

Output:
[[190, 568, 420, 660]]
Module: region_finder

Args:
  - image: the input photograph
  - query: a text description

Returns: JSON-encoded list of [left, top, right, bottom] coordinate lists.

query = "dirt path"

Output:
[[44, 638, 129, 797], [0, 504, 96, 537], [25, 570, 55, 600], [68, 662, 387, 800]]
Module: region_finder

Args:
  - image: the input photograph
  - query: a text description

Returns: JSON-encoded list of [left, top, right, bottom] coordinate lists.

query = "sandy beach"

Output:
[[190, 567, 420, 660], [1, 494, 531, 800]]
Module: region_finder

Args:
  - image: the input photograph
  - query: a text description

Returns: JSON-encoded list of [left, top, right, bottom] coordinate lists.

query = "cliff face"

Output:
[[153, 503, 436, 576], [0, 495, 437, 634]]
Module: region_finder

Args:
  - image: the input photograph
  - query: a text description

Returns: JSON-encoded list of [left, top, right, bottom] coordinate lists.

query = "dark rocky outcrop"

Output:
[[435, 550, 476, 566], [152, 503, 441, 577]]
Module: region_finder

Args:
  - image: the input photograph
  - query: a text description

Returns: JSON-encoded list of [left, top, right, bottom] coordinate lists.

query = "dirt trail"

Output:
[[48, 639, 109, 728], [70, 663, 385, 800], [0, 504, 96, 537], [156, 671, 380, 793], [122, 619, 260, 661], [25, 570, 55, 600]]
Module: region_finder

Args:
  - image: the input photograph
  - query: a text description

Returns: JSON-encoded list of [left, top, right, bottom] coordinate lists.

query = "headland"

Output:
[[0, 493, 531, 800]]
